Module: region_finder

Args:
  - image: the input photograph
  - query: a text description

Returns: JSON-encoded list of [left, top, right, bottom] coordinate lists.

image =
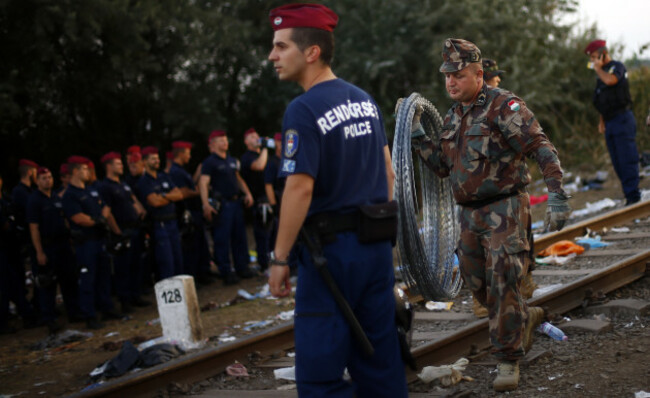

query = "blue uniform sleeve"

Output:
[[62, 194, 83, 218], [264, 159, 278, 184], [201, 157, 214, 176], [137, 178, 153, 203], [608, 61, 626, 81], [98, 183, 115, 208], [279, 99, 320, 179], [25, 193, 40, 224]]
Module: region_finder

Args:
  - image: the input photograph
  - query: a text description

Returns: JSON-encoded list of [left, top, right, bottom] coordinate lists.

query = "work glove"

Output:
[[395, 98, 425, 139], [543, 192, 571, 233]]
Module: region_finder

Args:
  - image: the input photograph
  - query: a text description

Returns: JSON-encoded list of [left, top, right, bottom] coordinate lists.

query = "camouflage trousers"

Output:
[[457, 192, 532, 361]]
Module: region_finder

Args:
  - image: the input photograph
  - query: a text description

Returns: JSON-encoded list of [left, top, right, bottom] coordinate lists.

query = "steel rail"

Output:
[[71, 323, 295, 398], [534, 199, 650, 254], [407, 248, 650, 381], [72, 202, 650, 397]]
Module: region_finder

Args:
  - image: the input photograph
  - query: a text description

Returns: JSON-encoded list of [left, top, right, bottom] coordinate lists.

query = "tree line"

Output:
[[1, 0, 648, 187]]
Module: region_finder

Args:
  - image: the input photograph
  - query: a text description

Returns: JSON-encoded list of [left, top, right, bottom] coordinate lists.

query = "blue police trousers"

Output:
[[605, 110, 640, 203], [294, 232, 408, 398], [33, 243, 79, 322], [153, 220, 183, 280], [212, 200, 249, 276], [111, 229, 142, 301], [75, 239, 113, 319]]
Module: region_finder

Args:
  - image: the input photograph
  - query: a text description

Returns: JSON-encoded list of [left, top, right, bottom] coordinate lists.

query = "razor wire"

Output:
[[392, 92, 462, 300]]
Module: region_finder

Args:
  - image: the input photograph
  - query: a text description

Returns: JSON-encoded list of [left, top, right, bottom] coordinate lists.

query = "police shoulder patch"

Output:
[[281, 159, 296, 173], [284, 129, 299, 158]]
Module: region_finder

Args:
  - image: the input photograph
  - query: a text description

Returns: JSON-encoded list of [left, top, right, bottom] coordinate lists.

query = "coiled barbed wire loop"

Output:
[[391, 93, 462, 300]]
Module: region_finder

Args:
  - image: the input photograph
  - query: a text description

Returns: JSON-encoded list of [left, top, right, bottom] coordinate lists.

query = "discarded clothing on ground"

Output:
[[91, 341, 185, 379], [538, 240, 585, 257]]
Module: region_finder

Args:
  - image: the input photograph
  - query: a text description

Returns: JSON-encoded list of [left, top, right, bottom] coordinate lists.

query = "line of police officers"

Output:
[[0, 130, 287, 333]]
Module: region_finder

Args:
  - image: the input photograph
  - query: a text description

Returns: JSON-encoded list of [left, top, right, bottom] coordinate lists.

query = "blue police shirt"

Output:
[[26, 190, 68, 241], [240, 150, 266, 200], [201, 153, 240, 199], [278, 79, 389, 216], [62, 184, 104, 235], [11, 182, 32, 228], [136, 172, 177, 218], [168, 163, 201, 211], [593, 60, 632, 120], [98, 178, 138, 228], [264, 154, 285, 197]]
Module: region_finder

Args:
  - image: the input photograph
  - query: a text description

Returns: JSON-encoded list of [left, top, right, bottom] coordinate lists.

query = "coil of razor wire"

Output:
[[392, 92, 462, 300]]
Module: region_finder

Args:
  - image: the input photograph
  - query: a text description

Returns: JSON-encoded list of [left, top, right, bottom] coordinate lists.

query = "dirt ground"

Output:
[[1, 164, 649, 397]]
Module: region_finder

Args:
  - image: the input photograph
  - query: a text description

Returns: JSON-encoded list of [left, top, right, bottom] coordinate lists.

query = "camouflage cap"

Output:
[[439, 38, 481, 73], [482, 58, 504, 80]]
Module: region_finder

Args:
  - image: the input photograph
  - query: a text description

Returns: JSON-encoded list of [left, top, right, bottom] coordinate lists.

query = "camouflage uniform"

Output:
[[413, 81, 565, 360]]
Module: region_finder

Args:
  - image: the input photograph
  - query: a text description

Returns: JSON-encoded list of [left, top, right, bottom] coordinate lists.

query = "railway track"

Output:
[[72, 200, 650, 398]]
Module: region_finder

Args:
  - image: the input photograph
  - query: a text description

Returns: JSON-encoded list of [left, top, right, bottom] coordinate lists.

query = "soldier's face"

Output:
[[445, 66, 483, 105], [486, 75, 500, 88], [109, 159, 124, 176], [269, 28, 308, 82], [129, 160, 143, 176], [145, 154, 160, 171]]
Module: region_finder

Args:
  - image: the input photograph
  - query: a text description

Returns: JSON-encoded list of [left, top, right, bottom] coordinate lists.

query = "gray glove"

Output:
[[395, 98, 425, 139], [543, 192, 571, 233]]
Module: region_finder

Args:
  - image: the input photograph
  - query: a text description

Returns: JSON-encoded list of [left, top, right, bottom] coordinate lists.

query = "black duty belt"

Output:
[[153, 213, 177, 222], [305, 210, 359, 236], [459, 191, 520, 209]]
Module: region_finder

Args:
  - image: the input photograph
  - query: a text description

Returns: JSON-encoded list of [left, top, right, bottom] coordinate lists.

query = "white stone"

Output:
[[154, 275, 203, 343]]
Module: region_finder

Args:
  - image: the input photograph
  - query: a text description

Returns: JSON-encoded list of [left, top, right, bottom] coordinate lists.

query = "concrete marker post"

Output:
[[154, 275, 203, 343]]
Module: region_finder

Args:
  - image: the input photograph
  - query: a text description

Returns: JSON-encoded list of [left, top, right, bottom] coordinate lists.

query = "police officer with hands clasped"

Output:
[[98, 152, 150, 314], [406, 38, 570, 391], [27, 167, 80, 333], [199, 130, 255, 286], [267, 4, 408, 397], [62, 156, 122, 330]]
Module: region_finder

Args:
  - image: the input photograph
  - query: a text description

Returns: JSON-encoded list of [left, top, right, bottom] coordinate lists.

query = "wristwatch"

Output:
[[269, 251, 288, 266]]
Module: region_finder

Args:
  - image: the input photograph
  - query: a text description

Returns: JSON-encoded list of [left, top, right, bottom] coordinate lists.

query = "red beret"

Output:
[[60, 163, 69, 175], [141, 146, 158, 157], [18, 159, 38, 168], [127, 152, 142, 163], [67, 155, 88, 165], [209, 130, 226, 141], [37, 167, 51, 176], [274, 132, 282, 141], [244, 128, 257, 138], [585, 39, 606, 55], [166, 151, 174, 160], [172, 140, 193, 149], [100, 151, 122, 164], [86, 160, 95, 169], [127, 145, 141, 154], [269, 3, 338, 32]]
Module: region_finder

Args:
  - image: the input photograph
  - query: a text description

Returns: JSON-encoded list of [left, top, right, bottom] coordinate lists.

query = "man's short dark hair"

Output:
[[291, 27, 335, 66], [18, 165, 34, 178]]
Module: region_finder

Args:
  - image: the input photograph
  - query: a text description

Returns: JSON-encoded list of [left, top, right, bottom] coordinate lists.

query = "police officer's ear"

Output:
[[305, 45, 322, 64]]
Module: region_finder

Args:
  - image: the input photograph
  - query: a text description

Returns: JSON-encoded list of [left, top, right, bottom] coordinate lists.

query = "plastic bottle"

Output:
[[537, 322, 568, 341]]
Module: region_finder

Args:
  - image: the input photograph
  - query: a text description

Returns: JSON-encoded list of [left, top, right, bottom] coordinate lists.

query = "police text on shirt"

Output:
[[316, 100, 380, 139]]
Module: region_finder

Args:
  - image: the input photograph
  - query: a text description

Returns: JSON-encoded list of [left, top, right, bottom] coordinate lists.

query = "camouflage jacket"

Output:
[[413, 83, 565, 205]]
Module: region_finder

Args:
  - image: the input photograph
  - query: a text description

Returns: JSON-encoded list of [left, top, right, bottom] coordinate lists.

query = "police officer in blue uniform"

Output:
[[137, 146, 185, 280], [199, 130, 255, 285], [585, 39, 641, 205], [168, 140, 213, 284], [267, 4, 407, 397], [8, 159, 39, 328], [98, 152, 150, 313], [240, 127, 273, 273], [62, 156, 121, 329], [27, 167, 80, 333]]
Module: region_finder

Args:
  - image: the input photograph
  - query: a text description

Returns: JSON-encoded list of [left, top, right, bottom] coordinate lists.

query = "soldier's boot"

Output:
[[472, 296, 488, 318], [520, 271, 538, 300], [493, 360, 519, 391], [523, 306, 545, 353]]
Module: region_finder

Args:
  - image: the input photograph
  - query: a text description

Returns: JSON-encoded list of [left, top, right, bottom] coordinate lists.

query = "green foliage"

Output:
[[0, 0, 646, 185]]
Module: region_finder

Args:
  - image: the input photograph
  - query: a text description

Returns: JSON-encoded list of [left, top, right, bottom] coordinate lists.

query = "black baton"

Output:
[[300, 228, 375, 357]]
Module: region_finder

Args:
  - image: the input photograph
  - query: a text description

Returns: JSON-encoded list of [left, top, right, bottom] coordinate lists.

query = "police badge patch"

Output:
[[282, 159, 296, 173], [284, 129, 299, 158]]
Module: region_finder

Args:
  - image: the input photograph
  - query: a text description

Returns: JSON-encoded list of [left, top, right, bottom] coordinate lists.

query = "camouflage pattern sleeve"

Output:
[[496, 96, 565, 195], [412, 134, 450, 179]]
